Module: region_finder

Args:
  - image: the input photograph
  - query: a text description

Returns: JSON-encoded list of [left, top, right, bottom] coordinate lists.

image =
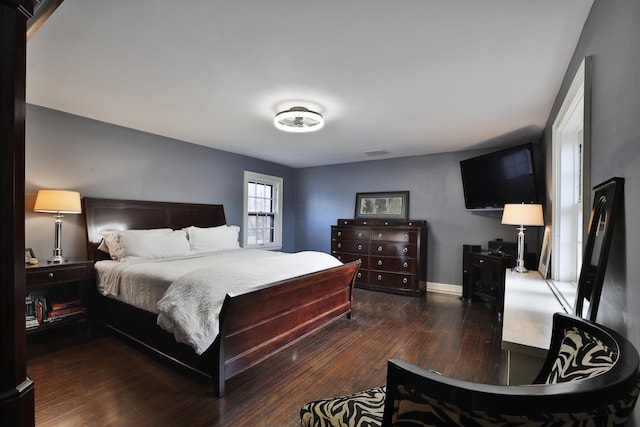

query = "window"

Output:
[[243, 171, 283, 249], [551, 57, 591, 285]]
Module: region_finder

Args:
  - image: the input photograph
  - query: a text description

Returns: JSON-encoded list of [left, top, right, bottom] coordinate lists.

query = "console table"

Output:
[[502, 270, 575, 385]]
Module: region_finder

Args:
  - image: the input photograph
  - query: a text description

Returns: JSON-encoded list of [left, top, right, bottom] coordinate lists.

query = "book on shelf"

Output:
[[50, 296, 82, 311], [26, 315, 39, 330], [46, 304, 84, 320], [35, 296, 84, 323]]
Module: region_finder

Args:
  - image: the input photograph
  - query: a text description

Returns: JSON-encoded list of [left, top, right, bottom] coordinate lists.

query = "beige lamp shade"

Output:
[[34, 190, 82, 214], [501, 203, 544, 226]]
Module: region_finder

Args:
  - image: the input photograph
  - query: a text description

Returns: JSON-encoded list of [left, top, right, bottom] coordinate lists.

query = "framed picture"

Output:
[[25, 248, 35, 263], [538, 225, 551, 278], [355, 191, 409, 220]]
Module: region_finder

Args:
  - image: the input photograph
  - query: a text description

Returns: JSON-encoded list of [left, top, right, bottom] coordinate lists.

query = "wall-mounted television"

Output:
[[460, 142, 542, 211]]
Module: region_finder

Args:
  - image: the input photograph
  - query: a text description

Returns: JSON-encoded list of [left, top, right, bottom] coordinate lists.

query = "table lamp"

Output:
[[501, 203, 544, 273], [34, 189, 82, 263]]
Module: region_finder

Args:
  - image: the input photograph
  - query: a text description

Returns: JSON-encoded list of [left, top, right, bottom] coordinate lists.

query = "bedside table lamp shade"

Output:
[[501, 203, 544, 273], [34, 190, 82, 263]]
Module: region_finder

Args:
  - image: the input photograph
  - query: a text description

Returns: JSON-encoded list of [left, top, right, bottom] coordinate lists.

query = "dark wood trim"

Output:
[[0, 0, 34, 425], [27, 0, 63, 40]]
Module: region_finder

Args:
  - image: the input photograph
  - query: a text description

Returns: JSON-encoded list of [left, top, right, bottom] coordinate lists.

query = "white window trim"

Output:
[[243, 171, 283, 250], [551, 57, 591, 290]]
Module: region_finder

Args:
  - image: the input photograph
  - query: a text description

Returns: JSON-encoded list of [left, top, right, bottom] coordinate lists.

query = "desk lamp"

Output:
[[501, 203, 544, 273], [34, 189, 82, 263]]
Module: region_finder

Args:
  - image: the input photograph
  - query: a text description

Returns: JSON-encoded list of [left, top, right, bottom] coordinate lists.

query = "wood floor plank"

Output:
[[27, 289, 507, 426]]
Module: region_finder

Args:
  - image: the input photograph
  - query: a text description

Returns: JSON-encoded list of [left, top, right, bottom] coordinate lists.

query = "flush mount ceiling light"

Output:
[[274, 106, 324, 133]]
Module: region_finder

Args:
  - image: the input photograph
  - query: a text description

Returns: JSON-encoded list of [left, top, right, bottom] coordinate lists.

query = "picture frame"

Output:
[[355, 191, 409, 220], [25, 248, 35, 263], [538, 225, 551, 278]]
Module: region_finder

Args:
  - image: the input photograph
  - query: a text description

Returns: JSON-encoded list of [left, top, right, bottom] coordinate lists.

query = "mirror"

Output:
[[574, 177, 624, 321]]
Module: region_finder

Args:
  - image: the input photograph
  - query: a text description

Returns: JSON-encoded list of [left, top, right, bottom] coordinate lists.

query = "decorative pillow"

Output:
[[545, 327, 617, 384], [98, 230, 133, 261], [184, 225, 240, 253]]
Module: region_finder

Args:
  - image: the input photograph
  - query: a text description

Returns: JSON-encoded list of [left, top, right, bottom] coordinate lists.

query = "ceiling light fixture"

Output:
[[274, 106, 324, 133]]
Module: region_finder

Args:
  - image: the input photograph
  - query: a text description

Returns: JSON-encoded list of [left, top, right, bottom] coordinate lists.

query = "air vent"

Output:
[[363, 150, 389, 156]]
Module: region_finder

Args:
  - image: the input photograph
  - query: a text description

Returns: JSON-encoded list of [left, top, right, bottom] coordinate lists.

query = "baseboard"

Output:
[[426, 281, 462, 297]]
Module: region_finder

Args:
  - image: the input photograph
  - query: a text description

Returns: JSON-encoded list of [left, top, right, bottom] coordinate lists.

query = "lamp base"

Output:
[[47, 255, 67, 264], [512, 265, 528, 273]]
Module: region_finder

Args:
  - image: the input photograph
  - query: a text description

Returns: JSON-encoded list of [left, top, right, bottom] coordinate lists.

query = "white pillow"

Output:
[[184, 225, 240, 253], [117, 229, 191, 260], [98, 228, 190, 261]]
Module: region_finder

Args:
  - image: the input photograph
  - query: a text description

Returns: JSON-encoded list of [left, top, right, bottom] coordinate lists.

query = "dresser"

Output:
[[331, 219, 427, 296]]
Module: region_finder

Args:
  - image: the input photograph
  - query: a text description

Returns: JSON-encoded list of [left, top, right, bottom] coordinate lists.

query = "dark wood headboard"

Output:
[[82, 197, 227, 261]]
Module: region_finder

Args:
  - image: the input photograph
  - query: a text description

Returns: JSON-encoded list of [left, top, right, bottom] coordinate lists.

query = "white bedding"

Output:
[[94, 249, 343, 354]]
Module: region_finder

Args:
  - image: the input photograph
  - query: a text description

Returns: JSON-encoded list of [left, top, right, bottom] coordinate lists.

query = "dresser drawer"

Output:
[[331, 240, 370, 254], [369, 256, 416, 273], [332, 227, 370, 241], [370, 229, 415, 243], [355, 269, 369, 284], [370, 271, 416, 290], [371, 243, 416, 257], [26, 264, 92, 287]]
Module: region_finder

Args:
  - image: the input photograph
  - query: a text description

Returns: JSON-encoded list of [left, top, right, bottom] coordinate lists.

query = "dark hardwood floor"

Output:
[[27, 289, 508, 426]]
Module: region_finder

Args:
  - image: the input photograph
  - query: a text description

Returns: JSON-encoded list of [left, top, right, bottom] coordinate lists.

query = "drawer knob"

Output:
[[479, 259, 485, 263], [403, 262, 408, 268], [337, 231, 342, 237], [378, 246, 383, 252], [403, 278, 408, 284], [357, 244, 362, 250], [357, 232, 362, 238], [357, 272, 362, 278], [337, 255, 342, 260], [378, 233, 383, 238], [337, 243, 342, 248], [404, 234, 408, 239], [377, 275, 382, 281], [378, 260, 383, 266], [403, 247, 408, 253], [48, 272, 54, 278]]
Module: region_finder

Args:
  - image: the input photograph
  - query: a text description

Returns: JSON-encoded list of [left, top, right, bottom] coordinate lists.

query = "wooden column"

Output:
[[0, 0, 34, 425]]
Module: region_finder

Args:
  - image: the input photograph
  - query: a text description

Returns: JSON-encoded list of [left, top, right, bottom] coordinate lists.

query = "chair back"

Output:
[[574, 177, 624, 322], [382, 313, 640, 426]]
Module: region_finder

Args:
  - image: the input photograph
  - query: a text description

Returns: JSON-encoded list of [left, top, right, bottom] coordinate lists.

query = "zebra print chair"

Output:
[[300, 312, 640, 426]]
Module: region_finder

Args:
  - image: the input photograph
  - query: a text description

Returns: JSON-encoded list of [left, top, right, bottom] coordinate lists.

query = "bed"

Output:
[[82, 197, 360, 397]]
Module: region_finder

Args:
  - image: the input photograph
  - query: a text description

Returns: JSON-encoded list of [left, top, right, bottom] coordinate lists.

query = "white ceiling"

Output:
[[26, 0, 594, 168]]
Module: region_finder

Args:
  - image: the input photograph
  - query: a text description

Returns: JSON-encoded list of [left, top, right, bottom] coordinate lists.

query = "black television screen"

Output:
[[460, 143, 541, 211]]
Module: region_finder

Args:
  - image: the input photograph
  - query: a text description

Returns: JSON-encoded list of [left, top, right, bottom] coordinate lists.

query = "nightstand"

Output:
[[25, 260, 94, 333]]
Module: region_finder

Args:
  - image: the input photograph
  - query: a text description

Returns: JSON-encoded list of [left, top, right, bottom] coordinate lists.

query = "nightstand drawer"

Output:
[[26, 263, 92, 287]]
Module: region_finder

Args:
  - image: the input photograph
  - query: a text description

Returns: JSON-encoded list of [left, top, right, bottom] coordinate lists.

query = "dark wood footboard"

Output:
[[217, 260, 360, 396]]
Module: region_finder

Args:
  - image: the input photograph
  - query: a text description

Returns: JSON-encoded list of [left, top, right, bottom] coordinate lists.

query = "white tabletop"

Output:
[[501, 270, 567, 358]]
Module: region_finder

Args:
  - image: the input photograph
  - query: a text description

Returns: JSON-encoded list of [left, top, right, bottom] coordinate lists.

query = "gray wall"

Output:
[[25, 105, 298, 260], [542, 1, 640, 422], [542, 2, 640, 336], [295, 151, 535, 287]]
